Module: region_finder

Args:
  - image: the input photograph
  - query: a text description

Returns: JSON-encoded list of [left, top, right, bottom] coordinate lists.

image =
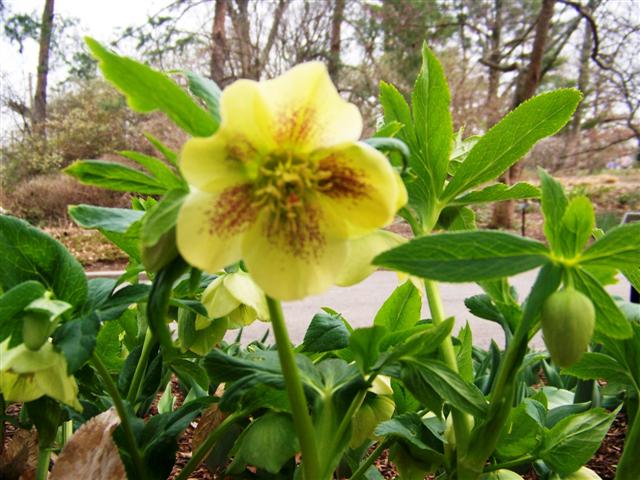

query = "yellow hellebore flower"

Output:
[[177, 62, 407, 300], [0, 340, 81, 410], [197, 271, 269, 329]]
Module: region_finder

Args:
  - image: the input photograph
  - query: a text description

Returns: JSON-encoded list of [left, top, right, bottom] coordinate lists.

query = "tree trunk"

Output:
[[486, 0, 503, 127], [328, 0, 345, 83], [210, 0, 227, 86], [491, 0, 555, 229], [32, 0, 54, 136]]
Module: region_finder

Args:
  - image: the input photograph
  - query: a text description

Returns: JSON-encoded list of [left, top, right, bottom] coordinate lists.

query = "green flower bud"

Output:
[[480, 470, 524, 480], [541, 287, 595, 368], [22, 311, 51, 351], [550, 467, 602, 479]]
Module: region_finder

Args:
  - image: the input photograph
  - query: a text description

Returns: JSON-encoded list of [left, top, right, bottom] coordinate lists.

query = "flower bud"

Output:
[[541, 287, 595, 368]]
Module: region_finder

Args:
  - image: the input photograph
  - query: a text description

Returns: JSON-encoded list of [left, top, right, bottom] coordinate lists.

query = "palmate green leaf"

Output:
[[562, 352, 636, 388], [117, 150, 185, 190], [571, 268, 632, 339], [0, 215, 87, 309], [183, 70, 221, 125], [539, 168, 568, 252], [52, 313, 100, 373], [65, 160, 168, 195], [540, 407, 619, 475], [69, 204, 144, 260], [374, 280, 421, 331], [411, 43, 452, 199], [374, 231, 549, 282], [86, 37, 217, 137], [443, 90, 582, 201], [557, 196, 594, 259], [449, 182, 540, 207], [580, 222, 640, 268]]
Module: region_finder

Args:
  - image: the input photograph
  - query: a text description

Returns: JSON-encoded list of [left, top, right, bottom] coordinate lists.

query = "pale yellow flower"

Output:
[[177, 62, 406, 300], [0, 341, 81, 410]]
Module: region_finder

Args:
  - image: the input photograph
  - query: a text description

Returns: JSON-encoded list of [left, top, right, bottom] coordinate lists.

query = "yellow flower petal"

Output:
[[259, 62, 362, 151], [219, 79, 276, 153], [177, 188, 254, 273], [336, 230, 406, 287], [180, 134, 250, 193], [223, 272, 269, 320], [317, 143, 403, 237], [242, 212, 347, 300], [201, 276, 241, 320]]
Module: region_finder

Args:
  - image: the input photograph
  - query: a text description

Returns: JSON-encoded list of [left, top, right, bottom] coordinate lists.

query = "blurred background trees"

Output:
[[1, 0, 638, 227]]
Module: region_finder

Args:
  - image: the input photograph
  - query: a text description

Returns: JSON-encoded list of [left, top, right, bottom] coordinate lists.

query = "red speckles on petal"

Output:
[[275, 106, 317, 147], [263, 204, 326, 261], [317, 155, 369, 200], [207, 184, 257, 237]]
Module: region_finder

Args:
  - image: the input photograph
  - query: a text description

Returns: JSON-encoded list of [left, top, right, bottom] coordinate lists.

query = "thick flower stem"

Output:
[[35, 446, 51, 480], [126, 328, 155, 404], [423, 279, 473, 456], [92, 352, 146, 479], [266, 296, 322, 480]]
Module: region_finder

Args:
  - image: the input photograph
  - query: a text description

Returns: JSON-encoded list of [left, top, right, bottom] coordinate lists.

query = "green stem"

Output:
[[92, 352, 146, 479], [423, 278, 473, 454], [61, 419, 73, 446], [617, 404, 640, 480], [266, 296, 322, 480], [175, 410, 245, 480], [350, 439, 390, 480], [126, 328, 155, 403], [35, 446, 51, 480], [483, 455, 534, 472]]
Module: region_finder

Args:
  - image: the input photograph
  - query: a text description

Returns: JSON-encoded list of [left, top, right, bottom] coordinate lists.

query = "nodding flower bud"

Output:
[[541, 287, 595, 368]]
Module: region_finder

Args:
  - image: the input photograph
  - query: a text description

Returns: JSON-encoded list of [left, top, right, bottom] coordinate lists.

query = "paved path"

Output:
[[88, 269, 633, 350]]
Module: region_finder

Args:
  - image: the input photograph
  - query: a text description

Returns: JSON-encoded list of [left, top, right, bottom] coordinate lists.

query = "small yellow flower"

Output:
[[177, 62, 406, 300], [197, 271, 269, 329], [0, 341, 81, 410]]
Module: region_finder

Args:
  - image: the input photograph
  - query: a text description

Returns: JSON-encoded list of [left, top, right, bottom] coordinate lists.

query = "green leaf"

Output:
[[405, 359, 489, 417], [375, 413, 432, 450], [380, 81, 416, 150], [301, 311, 350, 353], [183, 70, 221, 125], [86, 37, 216, 137], [557, 196, 594, 259], [562, 352, 636, 387], [69, 204, 144, 260], [436, 206, 476, 231], [622, 267, 640, 293], [0, 215, 87, 309], [580, 223, 640, 268], [349, 326, 387, 373], [140, 189, 187, 271], [540, 407, 619, 475], [384, 317, 454, 361], [144, 132, 178, 167], [374, 281, 421, 331], [170, 359, 210, 391], [450, 182, 539, 207], [411, 43, 452, 199], [117, 150, 185, 189], [0, 281, 45, 343], [455, 323, 473, 382], [65, 160, 168, 194], [229, 413, 299, 474], [374, 120, 404, 138], [94, 318, 126, 372], [52, 314, 100, 373], [571, 268, 632, 339], [374, 231, 549, 282], [538, 168, 568, 252], [443, 90, 582, 201], [496, 399, 545, 458]]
